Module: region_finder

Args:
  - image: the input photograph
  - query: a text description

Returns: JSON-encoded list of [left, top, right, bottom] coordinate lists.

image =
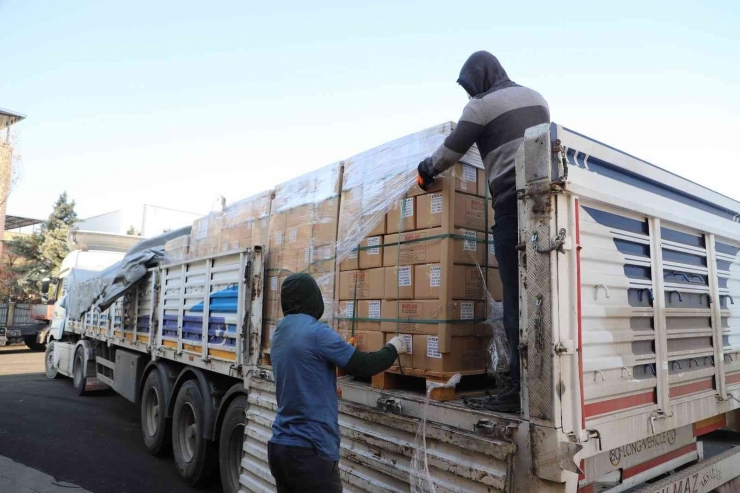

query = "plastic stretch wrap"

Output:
[[189, 211, 223, 258], [263, 163, 343, 347], [164, 235, 190, 264], [411, 373, 462, 492], [63, 226, 191, 319], [219, 190, 272, 254], [333, 122, 509, 375]]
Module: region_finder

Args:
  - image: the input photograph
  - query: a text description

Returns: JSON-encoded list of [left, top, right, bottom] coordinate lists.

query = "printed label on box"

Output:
[[269, 325, 276, 341], [427, 336, 441, 358], [430, 266, 441, 287], [271, 277, 278, 291], [369, 300, 381, 319], [288, 227, 297, 243], [460, 302, 474, 320], [196, 218, 209, 240], [488, 234, 495, 255], [304, 247, 311, 263], [348, 248, 358, 259], [402, 198, 414, 218], [402, 334, 413, 354], [463, 229, 477, 251], [345, 301, 354, 318], [318, 245, 332, 260], [367, 236, 380, 255], [463, 164, 477, 182], [274, 230, 283, 246], [398, 266, 412, 287], [431, 193, 443, 214]]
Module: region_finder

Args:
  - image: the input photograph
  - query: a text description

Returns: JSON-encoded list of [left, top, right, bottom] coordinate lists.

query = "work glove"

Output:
[[417, 157, 435, 191], [387, 336, 408, 355]]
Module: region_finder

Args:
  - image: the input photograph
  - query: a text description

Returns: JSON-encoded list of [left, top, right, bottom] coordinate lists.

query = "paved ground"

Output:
[[0, 345, 221, 493]]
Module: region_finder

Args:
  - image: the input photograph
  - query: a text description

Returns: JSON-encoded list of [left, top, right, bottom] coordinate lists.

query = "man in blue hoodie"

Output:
[[268, 273, 406, 493]]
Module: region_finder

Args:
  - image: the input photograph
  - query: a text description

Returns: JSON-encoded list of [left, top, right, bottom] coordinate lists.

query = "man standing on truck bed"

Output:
[[268, 273, 407, 493], [417, 50, 550, 413]]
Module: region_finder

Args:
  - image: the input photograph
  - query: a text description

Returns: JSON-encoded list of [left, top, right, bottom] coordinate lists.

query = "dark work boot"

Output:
[[486, 387, 520, 414]]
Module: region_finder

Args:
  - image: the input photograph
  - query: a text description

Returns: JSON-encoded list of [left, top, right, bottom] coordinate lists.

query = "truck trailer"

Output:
[[44, 122, 740, 493]]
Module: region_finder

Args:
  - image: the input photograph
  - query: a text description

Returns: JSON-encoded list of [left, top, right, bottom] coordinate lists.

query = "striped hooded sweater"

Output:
[[424, 51, 550, 216]]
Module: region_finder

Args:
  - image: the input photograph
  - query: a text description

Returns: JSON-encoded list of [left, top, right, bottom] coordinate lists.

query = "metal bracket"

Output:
[[473, 419, 517, 440], [536, 228, 567, 255], [376, 397, 402, 415], [554, 339, 576, 355]]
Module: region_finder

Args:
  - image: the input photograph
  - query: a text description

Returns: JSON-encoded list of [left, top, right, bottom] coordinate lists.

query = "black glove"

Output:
[[417, 157, 435, 191]]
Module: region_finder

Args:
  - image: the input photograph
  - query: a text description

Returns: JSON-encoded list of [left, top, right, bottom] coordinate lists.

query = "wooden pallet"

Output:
[[371, 367, 488, 401]]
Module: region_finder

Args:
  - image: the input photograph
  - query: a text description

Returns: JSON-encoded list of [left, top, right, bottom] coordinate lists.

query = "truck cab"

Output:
[[47, 230, 144, 342]]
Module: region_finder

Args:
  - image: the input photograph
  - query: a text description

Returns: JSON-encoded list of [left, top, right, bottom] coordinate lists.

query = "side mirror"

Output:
[[41, 278, 51, 295]]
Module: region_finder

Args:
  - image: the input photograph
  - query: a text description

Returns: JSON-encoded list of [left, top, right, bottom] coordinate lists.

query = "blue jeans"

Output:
[[492, 201, 520, 389]]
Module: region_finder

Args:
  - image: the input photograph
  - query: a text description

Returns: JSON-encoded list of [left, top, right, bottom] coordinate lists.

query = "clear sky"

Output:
[[2, 0, 738, 220]]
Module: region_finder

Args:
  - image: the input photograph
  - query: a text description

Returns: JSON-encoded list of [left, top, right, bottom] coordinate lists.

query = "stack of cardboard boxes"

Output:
[[188, 190, 272, 260], [263, 163, 343, 353], [336, 126, 501, 375]]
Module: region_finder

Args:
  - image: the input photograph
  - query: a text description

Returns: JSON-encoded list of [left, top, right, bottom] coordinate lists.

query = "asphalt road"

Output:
[[0, 345, 222, 493]]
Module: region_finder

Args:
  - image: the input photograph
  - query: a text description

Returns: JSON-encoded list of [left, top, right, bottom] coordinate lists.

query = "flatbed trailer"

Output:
[[46, 247, 264, 491]]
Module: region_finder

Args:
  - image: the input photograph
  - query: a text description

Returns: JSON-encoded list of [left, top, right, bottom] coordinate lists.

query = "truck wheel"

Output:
[[45, 342, 62, 379], [25, 337, 46, 352], [141, 371, 171, 456], [172, 380, 217, 485], [72, 347, 88, 396], [219, 395, 249, 493]]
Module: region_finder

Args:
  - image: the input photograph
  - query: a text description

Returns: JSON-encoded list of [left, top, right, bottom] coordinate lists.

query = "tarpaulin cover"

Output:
[[62, 226, 191, 319]]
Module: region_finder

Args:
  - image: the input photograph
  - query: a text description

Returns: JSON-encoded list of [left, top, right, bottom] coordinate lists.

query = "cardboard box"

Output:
[[340, 234, 385, 271], [414, 264, 487, 300], [359, 235, 384, 269], [416, 192, 445, 229], [310, 243, 335, 274], [367, 215, 386, 237], [381, 300, 487, 336], [264, 298, 282, 324], [412, 335, 488, 372], [262, 322, 278, 349], [287, 204, 313, 228], [453, 193, 494, 232], [384, 265, 415, 300], [189, 212, 223, 258], [351, 331, 385, 353], [339, 245, 359, 271], [385, 333, 413, 367], [338, 269, 385, 300], [337, 300, 382, 331], [413, 264, 442, 300], [251, 217, 270, 249], [406, 163, 479, 197], [266, 275, 286, 301], [383, 228, 441, 266], [386, 197, 416, 234], [380, 300, 423, 333]]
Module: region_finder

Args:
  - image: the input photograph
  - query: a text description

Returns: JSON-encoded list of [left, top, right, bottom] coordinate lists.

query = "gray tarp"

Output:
[[62, 226, 191, 319]]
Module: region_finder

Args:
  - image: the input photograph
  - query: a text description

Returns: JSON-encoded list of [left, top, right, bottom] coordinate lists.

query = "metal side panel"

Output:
[[154, 249, 255, 378], [240, 377, 515, 493], [553, 123, 740, 462]]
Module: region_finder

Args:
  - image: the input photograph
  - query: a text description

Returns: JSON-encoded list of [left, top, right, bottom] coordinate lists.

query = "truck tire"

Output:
[[141, 371, 171, 456], [25, 337, 46, 352], [72, 347, 87, 396], [218, 395, 249, 493], [45, 342, 62, 379], [172, 380, 217, 485]]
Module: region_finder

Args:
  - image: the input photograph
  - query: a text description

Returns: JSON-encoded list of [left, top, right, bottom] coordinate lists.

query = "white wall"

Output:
[[78, 205, 202, 237]]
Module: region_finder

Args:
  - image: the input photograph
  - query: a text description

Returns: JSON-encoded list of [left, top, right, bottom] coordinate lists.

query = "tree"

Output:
[[4, 192, 77, 300], [126, 225, 140, 236]]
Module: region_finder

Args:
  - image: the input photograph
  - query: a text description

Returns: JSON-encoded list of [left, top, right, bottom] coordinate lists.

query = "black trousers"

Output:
[[268, 442, 342, 493], [492, 203, 520, 388]]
